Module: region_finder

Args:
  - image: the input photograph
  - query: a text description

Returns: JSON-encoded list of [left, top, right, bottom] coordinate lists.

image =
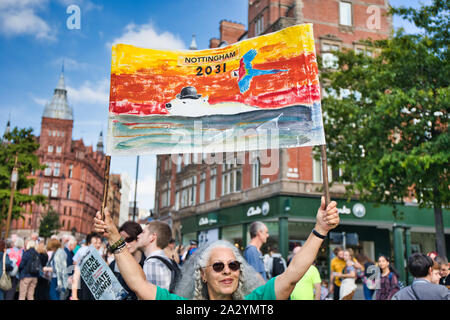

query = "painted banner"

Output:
[[79, 246, 128, 300], [108, 23, 325, 155]]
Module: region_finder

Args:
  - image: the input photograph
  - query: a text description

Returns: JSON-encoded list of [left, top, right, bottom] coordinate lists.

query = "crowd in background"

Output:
[[0, 224, 448, 300]]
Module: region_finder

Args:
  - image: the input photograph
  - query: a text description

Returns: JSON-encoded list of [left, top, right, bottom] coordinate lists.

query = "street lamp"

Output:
[[5, 158, 18, 239]]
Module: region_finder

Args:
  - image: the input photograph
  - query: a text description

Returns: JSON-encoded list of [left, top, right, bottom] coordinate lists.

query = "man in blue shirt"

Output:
[[244, 221, 269, 282]]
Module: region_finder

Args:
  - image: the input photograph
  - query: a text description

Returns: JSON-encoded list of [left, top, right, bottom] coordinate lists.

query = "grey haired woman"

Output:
[[173, 240, 265, 300], [94, 196, 340, 300]]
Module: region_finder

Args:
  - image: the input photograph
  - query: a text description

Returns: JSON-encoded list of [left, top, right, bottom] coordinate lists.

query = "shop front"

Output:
[[179, 195, 450, 282]]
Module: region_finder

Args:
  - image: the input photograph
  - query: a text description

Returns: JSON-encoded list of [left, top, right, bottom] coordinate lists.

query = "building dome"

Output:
[[43, 69, 73, 120]]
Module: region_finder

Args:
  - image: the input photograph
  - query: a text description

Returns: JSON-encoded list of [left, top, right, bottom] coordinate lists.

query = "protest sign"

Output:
[[79, 246, 128, 300], [107, 23, 325, 155]]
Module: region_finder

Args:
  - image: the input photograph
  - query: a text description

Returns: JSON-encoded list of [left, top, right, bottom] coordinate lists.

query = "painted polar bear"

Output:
[[165, 86, 258, 117]]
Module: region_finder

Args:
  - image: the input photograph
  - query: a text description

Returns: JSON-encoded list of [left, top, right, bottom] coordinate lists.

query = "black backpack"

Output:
[[148, 256, 181, 293], [27, 251, 41, 276], [271, 256, 286, 277]]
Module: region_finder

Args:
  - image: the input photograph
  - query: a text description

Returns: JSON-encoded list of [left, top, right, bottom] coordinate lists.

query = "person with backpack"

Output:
[[18, 240, 40, 300], [137, 220, 180, 292], [375, 254, 400, 300], [267, 246, 287, 279]]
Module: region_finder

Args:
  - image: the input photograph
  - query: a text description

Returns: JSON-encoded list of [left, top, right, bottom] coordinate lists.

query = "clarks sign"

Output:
[[337, 203, 366, 218], [247, 201, 270, 217]]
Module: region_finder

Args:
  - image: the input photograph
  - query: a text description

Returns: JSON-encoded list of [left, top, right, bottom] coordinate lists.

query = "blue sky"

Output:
[[0, 0, 430, 212]]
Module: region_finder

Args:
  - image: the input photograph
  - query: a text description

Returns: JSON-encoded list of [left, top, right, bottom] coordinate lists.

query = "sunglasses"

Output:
[[207, 261, 241, 273], [124, 236, 137, 243]]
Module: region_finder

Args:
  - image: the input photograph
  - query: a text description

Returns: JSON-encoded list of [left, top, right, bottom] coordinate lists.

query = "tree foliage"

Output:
[[319, 1, 449, 215], [38, 207, 60, 239], [0, 127, 47, 226]]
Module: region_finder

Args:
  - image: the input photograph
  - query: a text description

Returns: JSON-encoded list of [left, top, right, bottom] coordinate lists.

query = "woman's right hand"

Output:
[[93, 207, 121, 245]]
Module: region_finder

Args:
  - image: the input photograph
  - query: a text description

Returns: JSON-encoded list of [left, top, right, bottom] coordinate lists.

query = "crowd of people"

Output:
[[0, 198, 448, 300]]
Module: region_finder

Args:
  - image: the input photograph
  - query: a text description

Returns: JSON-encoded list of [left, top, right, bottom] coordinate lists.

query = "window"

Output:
[[160, 181, 171, 208], [176, 155, 182, 173], [68, 164, 73, 178], [53, 163, 60, 176], [210, 168, 217, 201], [254, 15, 264, 36], [53, 131, 57, 137], [44, 162, 52, 176], [48, 130, 51, 136], [312, 156, 332, 183], [43, 183, 50, 197], [355, 45, 374, 57], [51, 183, 58, 197], [199, 173, 206, 203], [56, 146, 62, 153], [179, 176, 196, 208], [322, 43, 340, 69], [252, 156, 261, 188], [48, 145, 53, 153], [222, 160, 242, 196], [66, 184, 71, 199], [339, 1, 352, 26]]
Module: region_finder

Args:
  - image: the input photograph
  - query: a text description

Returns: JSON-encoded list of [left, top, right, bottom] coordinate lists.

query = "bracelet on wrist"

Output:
[[108, 237, 125, 253], [112, 241, 126, 254], [312, 229, 327, 240]]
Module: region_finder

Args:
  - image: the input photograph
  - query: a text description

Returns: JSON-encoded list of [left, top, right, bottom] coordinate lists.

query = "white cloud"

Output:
[[66, 78, 110, 105], [108, 22, 185, 50], [0, 0, 56, 40]]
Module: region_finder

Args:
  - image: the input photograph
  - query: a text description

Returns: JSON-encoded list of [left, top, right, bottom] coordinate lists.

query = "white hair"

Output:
[[174, 240, 265, 300], [14, 237, 24, 249], [26, 240, 36, 250]]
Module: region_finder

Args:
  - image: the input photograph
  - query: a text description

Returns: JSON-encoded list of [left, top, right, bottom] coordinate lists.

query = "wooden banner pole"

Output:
[[101, 155, 111, 221], [320, 145, 330, 208]]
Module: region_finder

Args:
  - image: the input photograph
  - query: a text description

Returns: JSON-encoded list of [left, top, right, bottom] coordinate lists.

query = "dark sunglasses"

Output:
[[124, 236, 137, 243], [208, 261, 241, 273]]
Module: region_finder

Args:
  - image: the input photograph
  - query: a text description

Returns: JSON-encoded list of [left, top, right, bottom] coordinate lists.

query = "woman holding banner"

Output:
[[94, 196, 339, 300]]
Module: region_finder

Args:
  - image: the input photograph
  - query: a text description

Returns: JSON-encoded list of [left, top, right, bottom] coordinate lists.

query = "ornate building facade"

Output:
[[11, 70, 108, 239]]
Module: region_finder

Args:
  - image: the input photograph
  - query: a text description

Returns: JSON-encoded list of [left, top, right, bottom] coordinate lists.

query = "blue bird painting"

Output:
[[233, 49, 289, 93]]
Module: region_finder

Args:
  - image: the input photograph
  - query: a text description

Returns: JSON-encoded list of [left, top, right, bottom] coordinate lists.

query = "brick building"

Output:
[[11, 70, 107, 240], [154, 0, 450, 277]]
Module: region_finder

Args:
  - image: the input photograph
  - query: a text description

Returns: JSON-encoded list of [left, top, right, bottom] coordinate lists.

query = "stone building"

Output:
[[11, 70, 107, 239]]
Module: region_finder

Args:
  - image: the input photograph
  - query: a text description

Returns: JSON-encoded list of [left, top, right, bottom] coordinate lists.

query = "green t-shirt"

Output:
[[290, 265, 321, 300], [156, 277, 277, 300]]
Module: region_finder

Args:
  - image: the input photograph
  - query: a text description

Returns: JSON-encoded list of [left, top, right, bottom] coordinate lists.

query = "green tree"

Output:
[[0, 127, 47, 234], [38, 208, 61, 240], [320, 1, 449, 256]]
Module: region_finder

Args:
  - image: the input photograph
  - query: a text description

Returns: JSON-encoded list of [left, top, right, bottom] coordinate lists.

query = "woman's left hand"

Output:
[[93, 207, 121, 244], [315, 196, 339, 235]]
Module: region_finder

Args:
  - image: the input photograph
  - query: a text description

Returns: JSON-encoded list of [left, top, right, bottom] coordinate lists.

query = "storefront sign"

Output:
[[352, 203, 366, 218], [247, 201, 270, 217], [198, 213, 218, 226], [337, 205, 351, 215]]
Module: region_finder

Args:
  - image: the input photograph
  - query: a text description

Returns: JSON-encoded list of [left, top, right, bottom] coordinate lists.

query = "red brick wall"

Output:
[[13, 117, 106, 238]]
